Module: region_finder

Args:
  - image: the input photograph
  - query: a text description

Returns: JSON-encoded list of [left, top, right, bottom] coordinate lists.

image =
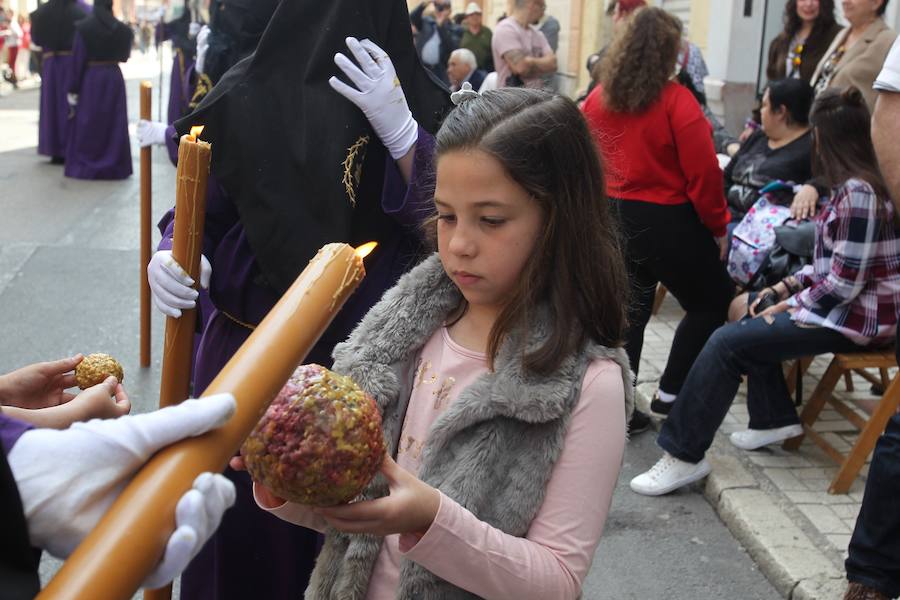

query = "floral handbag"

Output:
[[727, 193, 792, 288]]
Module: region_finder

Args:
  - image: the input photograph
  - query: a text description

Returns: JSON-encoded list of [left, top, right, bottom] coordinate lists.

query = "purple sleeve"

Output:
[[157, 175, 240, 260], [381, 126, 436, 231], [165, 124, 179, 167], [0, 414, 32, 455], [68, 32, 88, 95]]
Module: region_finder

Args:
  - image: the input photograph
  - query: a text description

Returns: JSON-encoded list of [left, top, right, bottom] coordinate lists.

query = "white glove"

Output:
[[137, 119, 169, 147], [195, 25, 210, 75], [188, 21, 201, 38], [141, 471, 235, 589], [329, 37, 418, 160], [148, 249, 211, 318], [67, 93, 78, 107], [7, 394, 237, 561]]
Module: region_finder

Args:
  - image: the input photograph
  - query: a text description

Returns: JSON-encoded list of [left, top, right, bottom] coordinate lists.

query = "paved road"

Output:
[[0, 51, 780, 600]]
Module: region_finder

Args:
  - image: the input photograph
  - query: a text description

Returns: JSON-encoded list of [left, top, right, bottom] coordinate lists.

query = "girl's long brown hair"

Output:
[[433, 88, 629, 375], [599, 7, 682, 113], [811, 87, 892, 209]]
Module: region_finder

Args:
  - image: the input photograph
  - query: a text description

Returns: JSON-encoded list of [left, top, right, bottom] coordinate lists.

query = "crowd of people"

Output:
[[1, 0, 899, 599]]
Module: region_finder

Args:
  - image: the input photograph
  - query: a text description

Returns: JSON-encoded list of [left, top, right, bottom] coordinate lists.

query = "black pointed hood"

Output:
[[175, 0, 451, 293], [202, 0, 279, 86], [30, 0, 87, 52], [75, 0, 133, 62]]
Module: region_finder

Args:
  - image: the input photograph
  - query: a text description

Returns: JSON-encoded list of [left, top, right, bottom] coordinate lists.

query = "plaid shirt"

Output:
[[788, 179, 900, 346]]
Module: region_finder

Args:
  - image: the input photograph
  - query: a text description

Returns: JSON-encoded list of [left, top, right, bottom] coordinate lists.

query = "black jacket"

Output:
[[410, 2, 460, 68], [0, 444, 40, 600]]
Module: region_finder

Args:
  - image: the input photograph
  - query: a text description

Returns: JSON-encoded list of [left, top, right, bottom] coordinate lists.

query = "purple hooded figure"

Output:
[[64, 0, 133, 180], [30, 0, 87, 163], [156, 0, 196, 125]]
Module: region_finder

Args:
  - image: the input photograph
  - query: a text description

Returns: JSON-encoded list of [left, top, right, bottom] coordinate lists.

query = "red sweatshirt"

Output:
[[582, 81, 730, 237]]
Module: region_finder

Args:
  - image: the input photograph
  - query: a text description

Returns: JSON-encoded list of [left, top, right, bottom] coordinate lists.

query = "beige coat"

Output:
[[811, 18, 897, 111]]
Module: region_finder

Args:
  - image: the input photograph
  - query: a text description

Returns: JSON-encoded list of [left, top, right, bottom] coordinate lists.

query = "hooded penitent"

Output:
[[164, 0, 196, 59], [175, 0, 451, 294], [204, 0, 279, 85], [74, 0, 133, 63], [30, 0, 87, 51]]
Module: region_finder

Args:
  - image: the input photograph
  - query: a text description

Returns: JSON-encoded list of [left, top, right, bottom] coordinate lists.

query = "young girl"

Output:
[[240, 87, 633, 599]]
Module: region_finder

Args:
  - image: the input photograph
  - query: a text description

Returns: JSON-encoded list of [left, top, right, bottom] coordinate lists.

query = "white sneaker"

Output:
[[630, 453, 712, 496], [729, 424, 804, 451]]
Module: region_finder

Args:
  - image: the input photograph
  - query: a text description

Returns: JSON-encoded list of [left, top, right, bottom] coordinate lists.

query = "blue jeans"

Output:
[[658, 312, 861, 463], [845, 414, 900, 597]]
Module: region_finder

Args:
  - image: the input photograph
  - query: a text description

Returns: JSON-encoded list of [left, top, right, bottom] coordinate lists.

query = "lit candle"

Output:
[[145, 125, 212, 600], [38, 242, 377, 600], [157, 126, 211, 413]]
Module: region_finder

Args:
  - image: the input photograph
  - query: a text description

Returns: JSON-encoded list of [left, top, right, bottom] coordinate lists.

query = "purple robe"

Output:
[[159, 129, 436, 600], [37, 53, 75, 159], [157, 22, 196, 125], [64, 32, 132, 180], [0, 415, 32, 455]]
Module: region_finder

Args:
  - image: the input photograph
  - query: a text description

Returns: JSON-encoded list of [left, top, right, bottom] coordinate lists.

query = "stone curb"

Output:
[[634, 383, 846, 599], [704, 446, 847, 600]]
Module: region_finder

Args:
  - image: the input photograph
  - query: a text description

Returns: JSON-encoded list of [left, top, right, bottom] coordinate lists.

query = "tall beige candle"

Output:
[[38, 242, 377, 600]]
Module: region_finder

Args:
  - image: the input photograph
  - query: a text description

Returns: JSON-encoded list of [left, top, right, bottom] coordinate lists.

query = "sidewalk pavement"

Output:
[[638, 293, 890, 600]]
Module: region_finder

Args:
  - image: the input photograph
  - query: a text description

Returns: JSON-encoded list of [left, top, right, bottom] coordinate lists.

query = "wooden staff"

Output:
[[37, 243, 374, 600], [140, 81, 152, 368], [142, 130, 210, 600]]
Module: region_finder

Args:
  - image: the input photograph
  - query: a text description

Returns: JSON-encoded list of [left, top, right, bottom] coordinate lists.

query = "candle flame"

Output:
[[355, 242, 378, 259], [190, 126, 204, 139]]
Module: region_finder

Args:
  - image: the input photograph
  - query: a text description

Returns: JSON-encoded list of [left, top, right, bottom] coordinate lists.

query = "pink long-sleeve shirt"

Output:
[[257, 327, 626, 599]]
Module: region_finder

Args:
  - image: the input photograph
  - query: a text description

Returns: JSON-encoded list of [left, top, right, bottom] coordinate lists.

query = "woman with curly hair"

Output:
[[582, 7, 733, 428]]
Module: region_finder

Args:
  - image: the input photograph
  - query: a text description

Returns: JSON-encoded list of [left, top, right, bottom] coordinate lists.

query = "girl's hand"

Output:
[[314, 455, 440, 537], [63, 377, 131, 424], [755, 300, 793, 322], [748, 288, 776, 317], [229, 453, 286, 508], [0, 355, 83, 409]]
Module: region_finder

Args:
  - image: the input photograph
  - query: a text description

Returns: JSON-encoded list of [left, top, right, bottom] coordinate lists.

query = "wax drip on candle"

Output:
[[329, 243, 377, 310]]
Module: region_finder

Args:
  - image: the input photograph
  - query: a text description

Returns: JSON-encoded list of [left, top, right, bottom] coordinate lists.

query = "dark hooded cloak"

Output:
[[74, 0, 133, 62], [175, 0, 451, 293], [202, 0, 279, 85], [30, 0, 87, 52]]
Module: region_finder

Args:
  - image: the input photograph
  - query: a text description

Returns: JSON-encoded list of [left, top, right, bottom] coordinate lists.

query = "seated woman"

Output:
[[735, 0, 840, 151], [725, 78, 814, 220], [630, 86, 900, 496]]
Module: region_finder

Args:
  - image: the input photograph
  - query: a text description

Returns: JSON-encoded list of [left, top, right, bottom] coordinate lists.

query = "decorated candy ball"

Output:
[[241, 364, 386, 507], [75, 353, 125, 389]]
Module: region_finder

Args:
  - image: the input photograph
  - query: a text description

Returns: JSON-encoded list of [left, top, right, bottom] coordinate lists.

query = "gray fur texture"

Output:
[[306, 254, 634, 600]]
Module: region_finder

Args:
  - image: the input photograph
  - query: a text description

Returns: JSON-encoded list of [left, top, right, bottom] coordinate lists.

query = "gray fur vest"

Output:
[[306, 254, 633, 600]]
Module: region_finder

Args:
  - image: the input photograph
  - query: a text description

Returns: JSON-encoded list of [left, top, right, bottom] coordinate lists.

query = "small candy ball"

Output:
[[75, 353, 125, 389]]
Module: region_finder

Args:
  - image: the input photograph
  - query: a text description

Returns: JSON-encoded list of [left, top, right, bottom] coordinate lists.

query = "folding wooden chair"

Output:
[[782, 349, 899, 494]]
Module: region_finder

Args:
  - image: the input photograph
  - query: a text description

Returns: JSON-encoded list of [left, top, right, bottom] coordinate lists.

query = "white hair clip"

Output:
[[450, 81, 480, 106]]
